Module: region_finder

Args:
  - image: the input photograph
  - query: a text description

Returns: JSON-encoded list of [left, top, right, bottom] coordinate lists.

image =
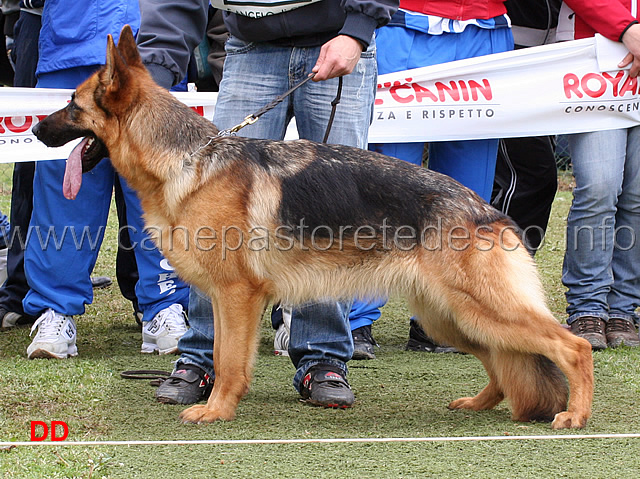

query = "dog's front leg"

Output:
[[179, 283, 267, 423]]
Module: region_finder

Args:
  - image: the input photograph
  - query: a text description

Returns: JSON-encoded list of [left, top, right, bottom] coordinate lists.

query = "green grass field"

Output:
[[1, 185, 640, 478]]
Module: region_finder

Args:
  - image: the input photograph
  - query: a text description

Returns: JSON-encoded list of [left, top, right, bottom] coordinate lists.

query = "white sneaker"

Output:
[[141, 304, 188, 355], [27, 309, 78, 359], [273, 305, 292, 356]]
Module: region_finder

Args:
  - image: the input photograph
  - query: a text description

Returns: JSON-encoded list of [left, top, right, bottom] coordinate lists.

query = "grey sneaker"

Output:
[[273, 305, 292, 356], [570, 316, 607, 350], [141, 304, 188, 355], [27, 309, 78, 359], [605, 318, 640, 348]]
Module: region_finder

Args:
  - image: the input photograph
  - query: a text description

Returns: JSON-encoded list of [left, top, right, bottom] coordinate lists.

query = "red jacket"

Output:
[[562, 0, 638, 41], [399, 0, 506, 21]]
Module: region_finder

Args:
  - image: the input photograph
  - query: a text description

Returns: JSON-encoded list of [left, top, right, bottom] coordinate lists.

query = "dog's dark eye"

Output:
[[67, 97, 83, 119]]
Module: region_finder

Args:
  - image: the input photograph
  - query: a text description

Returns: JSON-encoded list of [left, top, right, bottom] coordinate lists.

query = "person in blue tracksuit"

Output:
[[23, 0, 190, 359], [366, 5, 514, 353]]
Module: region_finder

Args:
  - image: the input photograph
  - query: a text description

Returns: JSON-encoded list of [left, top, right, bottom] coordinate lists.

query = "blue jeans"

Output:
[[177, 37, 377, 391], [563, 127, 640, 325]]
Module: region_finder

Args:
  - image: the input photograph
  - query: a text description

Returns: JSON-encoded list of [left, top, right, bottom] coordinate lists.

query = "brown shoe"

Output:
[[570, 316, 607, 350], [605, 318, 640, 348]]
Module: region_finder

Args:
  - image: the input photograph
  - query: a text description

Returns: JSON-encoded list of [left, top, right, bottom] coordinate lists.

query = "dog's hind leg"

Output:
[[179, 282, 268, 423], [447, 349, 505, 412], [529, 327, 593, 429], [409, 304, 506, 412], [450, 303, 592, 429]]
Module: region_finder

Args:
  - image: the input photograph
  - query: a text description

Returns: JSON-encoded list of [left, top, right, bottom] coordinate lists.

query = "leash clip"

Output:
[[229, 114, 259, 133]]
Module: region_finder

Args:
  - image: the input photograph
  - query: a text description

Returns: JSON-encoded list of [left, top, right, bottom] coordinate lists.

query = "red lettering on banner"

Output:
[[190, 106, 204, 116], [389, 82, 414, 103], [0, 115, 47, 134], [581, 73, 607, 97], [564, 71, 638, 99], [564, 73, 582, 98], [602, 71, 625, 96], [436, 81, 460, 101], [5, 116, 33, 133], [619, 75, 638, 96], [458, 80, 470, 101], [413, 83, 438, 102], [467, 80, 493, 101], [386, 78, 492, 105]]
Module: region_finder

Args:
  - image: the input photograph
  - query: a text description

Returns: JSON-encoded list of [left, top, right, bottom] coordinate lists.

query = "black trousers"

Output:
[[491, 136, 558, 254]]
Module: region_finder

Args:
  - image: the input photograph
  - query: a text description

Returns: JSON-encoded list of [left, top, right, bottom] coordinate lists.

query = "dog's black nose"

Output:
[[32, 121, 42, 138]]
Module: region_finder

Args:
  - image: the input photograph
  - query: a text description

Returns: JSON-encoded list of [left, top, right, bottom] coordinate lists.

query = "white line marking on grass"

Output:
[[2, 434, 640, 447]]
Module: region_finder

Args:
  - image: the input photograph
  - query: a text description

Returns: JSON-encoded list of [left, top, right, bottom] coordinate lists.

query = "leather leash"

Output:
[[218, 73, 343, 143]]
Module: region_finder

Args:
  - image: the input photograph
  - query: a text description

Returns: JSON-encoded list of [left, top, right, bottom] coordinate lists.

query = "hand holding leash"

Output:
[[312, 35, 363, 81]]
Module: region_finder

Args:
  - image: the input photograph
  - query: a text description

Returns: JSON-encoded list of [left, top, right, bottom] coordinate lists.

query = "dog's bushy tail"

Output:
[[496, 352, 569, 422]]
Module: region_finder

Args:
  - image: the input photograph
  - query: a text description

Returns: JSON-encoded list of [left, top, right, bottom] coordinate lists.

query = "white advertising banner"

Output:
[[369, 35, 638, 142], [0, 90, 219, 163], [0, 35, 638, 164]]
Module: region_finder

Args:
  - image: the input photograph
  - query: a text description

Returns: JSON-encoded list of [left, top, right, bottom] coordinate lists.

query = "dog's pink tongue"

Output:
[[63, 138, 86, 200]]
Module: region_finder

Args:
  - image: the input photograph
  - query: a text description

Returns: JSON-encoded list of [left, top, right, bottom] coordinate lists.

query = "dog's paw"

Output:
[[179, 404, 236, 424], [448, 397, 476, 410], [551, 411, 588, 429]]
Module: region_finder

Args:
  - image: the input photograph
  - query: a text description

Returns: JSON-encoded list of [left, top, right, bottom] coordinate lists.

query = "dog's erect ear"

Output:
[[103, 33, 129, 93], [116, 25, 143, 67]]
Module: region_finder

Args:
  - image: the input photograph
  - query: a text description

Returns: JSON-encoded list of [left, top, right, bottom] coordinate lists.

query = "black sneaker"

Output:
[[300, 365, 354, 408], [352, 325, 378, 360], [0, 307, 36, 329], [91, 276, 113, 289], [155, 365, 214, 405], [570, 316, 607, 350], [405, 320, 460, 353]]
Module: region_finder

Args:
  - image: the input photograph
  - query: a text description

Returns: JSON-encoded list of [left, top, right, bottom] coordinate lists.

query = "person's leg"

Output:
[[114, 175, 141, 322], [23, 66, 112, 358], [179, 37, 291, 366], [0, 161, 35, 326], [212, 37, 292, 139], [605, 126, 640, 347], [118, 175, 190, 354], [492, 136, 558, 254], [428, 138, 499, 202], [563, 129, 626, 349], [0, 10, 41, 327], [11, 11, 40, 88], [285, 39, 378, 387], [158, 39, 294, 402], [24, 66, 113, 317], [155, 285, 214, 405], [289, 300, 354, 407], [348, 298, 386, 360]]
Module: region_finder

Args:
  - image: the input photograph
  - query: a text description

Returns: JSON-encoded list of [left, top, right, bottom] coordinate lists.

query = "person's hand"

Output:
[[312, 35, 363, 81], [619, 23, 640, 77]]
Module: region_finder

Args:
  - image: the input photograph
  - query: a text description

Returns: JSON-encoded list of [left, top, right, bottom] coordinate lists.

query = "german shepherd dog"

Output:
[[33, 26, 593, 429]]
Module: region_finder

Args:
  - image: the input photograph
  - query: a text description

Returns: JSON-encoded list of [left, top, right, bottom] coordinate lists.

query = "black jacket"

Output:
[[506, 0, 562, 47]]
